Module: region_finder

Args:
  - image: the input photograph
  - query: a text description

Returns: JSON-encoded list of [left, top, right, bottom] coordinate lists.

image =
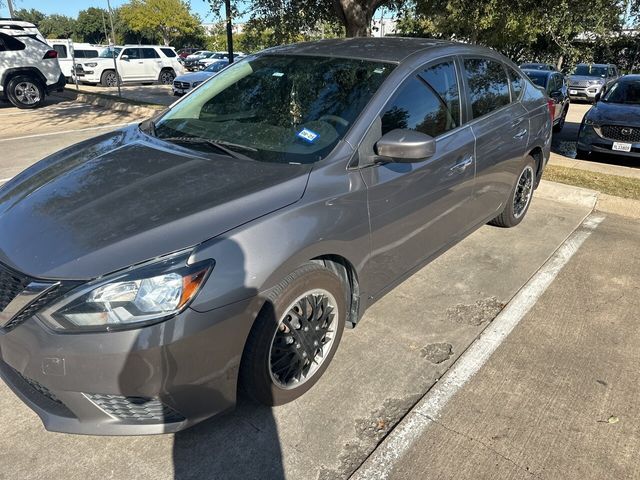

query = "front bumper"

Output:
[[0, 296, 258, 435], [578, 124, 640, 158], [568, 85, 603, 101]]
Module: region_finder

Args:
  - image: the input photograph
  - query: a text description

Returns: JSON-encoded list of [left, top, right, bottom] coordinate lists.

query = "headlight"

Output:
[[584, 117, 598, 127], [588, 79, 603, 85], [38, 251, 213, 332], [192, 81, 202, 88], [85, 62, 98, 68]]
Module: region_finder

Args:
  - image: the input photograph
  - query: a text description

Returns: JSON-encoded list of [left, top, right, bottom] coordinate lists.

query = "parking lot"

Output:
[[1, 98, 639, 480]]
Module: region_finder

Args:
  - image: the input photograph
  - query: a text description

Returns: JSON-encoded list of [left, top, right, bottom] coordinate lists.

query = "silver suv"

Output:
[[568, 63, 619, 103]]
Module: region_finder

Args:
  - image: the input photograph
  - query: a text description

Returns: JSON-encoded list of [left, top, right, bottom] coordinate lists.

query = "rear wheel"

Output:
[[553, 106, 567, 133], [158, 69, 176, 85], [489, 156, 536, 228], [6, 75, 45, 109], [240, 263, 347, 405]]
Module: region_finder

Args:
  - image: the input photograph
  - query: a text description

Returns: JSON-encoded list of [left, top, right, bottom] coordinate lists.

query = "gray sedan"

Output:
[[0, 38, 552, 435], [172, 59, 229, 95]]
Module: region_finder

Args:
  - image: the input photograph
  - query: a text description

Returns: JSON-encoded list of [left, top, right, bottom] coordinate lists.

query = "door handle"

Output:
[[511, 118, 523, 127], [449, 155, 474, 175], [514, 129, 527, 139]]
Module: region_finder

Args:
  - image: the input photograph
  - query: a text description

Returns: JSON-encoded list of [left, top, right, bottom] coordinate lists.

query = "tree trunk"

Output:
[[556, 54, 564, 71], [333, 0, 379, 37]]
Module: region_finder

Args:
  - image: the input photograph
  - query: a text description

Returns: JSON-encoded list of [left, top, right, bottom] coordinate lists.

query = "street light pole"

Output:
[[224, 0, 234, 63], [7, 0, 15, 18], [105, 0, 122, 97]]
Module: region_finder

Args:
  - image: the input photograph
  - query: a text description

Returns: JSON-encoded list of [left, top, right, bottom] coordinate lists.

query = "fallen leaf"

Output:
[[608, 416, 619, 424]]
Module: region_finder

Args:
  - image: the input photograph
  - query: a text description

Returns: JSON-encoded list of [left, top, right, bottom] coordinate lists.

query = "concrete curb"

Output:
[[549, 152, 640, 180], [596, 194, 640, 219], [536, 180, 599, 210], [54, 89, 164, 118]]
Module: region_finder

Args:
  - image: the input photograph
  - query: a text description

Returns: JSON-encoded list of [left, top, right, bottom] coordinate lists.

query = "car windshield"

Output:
[[99, 47, 122, 58], [153, 54, 395, 164], [602, 81, 640, 104], [573, 65, 607, 77], [524, 71, 548, 88], [205, 62, 227, 72]]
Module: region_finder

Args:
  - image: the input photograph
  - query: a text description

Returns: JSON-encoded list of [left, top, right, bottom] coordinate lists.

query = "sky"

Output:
[[1, 0, 219, 21]]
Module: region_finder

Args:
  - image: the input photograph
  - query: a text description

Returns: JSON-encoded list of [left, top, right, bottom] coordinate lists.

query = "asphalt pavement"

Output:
[[0, 97, 638, 480]]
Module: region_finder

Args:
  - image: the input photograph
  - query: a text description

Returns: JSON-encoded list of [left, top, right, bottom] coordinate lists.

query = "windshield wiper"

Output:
[[159, 136, 256, 161]]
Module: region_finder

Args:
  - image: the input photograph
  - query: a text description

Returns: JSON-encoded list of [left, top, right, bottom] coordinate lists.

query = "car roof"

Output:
[[618, 74, 640, 81], [577, 63, 613, 67], [261, 37, 499, 64]]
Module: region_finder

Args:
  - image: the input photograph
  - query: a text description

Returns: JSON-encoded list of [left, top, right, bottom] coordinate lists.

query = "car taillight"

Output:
[[43, 50, 58, 59], [547, 98, 555, 123]]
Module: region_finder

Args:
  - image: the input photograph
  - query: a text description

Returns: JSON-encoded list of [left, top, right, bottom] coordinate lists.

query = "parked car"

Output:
[[522, 69, 570, 132], [568, 63, 619, 103], [74, 45, 184, 86], [197, 51, 245, 70], [520, 63, 557, 71], [0, 19, 65, 108], [0, 38, 552, 435], [47, 39, 105, 81], [177, 47, 200, 59], [183, 50, 212, 70], [577, 75, 640, 159], [173, 59, 229, 95]]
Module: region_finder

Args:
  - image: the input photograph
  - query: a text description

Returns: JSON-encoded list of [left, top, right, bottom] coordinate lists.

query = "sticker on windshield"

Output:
[[374, 68, 385, 74], [297, 128, 319, 143], [272, 72, 284, 77]]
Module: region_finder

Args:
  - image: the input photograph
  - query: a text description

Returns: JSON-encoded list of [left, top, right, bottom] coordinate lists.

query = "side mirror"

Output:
[[121, 55, 129, 61], [375, 129, 436, 162]]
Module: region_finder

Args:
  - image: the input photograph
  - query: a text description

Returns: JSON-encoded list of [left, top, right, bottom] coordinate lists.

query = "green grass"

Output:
[[542, 165, 640, 201]]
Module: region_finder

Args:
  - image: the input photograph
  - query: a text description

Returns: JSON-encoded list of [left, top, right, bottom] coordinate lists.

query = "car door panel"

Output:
[[119, 48, 144, 81]]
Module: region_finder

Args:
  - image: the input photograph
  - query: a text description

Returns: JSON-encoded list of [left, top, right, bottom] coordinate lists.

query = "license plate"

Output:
[[569, 89, 577, 95], [612, 142, 632, 152], [175, 89, 184, 94]]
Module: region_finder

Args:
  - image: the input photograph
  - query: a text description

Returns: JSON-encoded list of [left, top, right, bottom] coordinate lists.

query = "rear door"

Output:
[[463, 57, 529, 224], [360, 58, 476, 295], [140, 47, 162, 80]]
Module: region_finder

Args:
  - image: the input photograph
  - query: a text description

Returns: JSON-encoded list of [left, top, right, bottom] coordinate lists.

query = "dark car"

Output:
[[177, 47, 200, 59], [577, 75, 640, 159], [520, 63, 557, 71], [0, 38, 552, 435], [522, 69, 570, 132], [568, 63, 619, 103]]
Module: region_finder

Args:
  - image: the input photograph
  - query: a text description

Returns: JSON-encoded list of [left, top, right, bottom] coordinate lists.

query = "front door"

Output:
[[359, 59, 476, 297], [118, 48, 145, 81]]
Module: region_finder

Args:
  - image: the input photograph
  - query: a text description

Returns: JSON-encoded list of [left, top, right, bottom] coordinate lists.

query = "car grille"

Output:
[[85, 394, 185, 423], [600, 125, 640, 143], [570, 80, 590, 87], [1, 285, 62, 330], [19, 371, 64, 405], [173, 80, 190, 89], [0, 263, 31, 312]]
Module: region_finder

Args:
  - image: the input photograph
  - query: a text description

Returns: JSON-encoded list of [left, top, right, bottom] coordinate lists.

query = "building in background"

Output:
[[371, 17, 397, 37]]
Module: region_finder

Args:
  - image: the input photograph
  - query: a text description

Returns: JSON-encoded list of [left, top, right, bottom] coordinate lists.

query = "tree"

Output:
[[13, 8, 46, 25], [75, 7, 109, 44], [38, 14, 77, 40], [120, 0, 202, 45]]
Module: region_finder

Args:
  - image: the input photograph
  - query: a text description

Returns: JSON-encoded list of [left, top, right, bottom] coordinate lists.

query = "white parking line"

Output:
[[351, 213, 606, 480], [0, 178, 9, 184], [0, 123, 132, 143]]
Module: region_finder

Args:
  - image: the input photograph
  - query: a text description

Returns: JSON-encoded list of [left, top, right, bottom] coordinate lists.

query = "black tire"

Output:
[[489, 156, 536, 228], [553, 107, 567, 133], [6, 75, 45, 109], [158, 69, 176, 85], [100, 70, 118, 87], [240, 262, 347, 406]]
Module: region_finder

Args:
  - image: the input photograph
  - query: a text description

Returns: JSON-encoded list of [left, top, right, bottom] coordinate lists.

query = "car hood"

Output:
[[569, 75, 605, 84], [0, 126, 311, 280], [587, 101, 640, 125], [174, 71, 214, 83]]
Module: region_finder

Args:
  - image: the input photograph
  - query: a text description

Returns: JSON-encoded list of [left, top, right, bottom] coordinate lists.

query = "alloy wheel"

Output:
[[15, 82, 40, 105], [513, 165, 534, 219], [160, 71, 175, 85], [268, 289, 338, 389], [105, 72, 118, 87]]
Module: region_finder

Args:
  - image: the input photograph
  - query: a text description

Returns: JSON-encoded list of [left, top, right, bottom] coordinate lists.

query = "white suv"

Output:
[[0, 20, 65, 108], [75, 45, 184, 87]]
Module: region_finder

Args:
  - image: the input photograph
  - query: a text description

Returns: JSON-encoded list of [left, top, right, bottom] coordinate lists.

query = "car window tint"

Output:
[[381, 75, 458, 138], [0, 32, 25, 51], [508, 68, 523, 100], [141, 48, 160, 59], [76, 49, 98, 58], [418, 61, 460, 128], [160, 48, 176, 57], [464, 58, 510, 118], [52, 44, 68, 58], [123, 48, 140, 59]]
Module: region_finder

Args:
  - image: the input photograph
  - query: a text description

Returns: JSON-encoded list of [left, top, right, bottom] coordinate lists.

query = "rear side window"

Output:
[[381, 63, 460, 138], [464, 58, 510, 118], [508, 68, 524, 100], [141, 48, 160, 59], [75, 49, 99, 59], [160, 48, 176, 58], [52, 44, 68, 58], [0, 32, 25, 52]]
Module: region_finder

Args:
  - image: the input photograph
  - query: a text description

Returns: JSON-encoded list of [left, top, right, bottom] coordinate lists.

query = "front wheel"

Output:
[[100, 70, 119, 87], [6, 75, 45, 109], [240, 262, 347, 406], [489, 156, 536, 228]]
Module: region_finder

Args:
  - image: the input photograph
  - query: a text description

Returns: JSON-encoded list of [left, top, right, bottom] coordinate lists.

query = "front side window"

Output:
[[122, 48, 140, 60], [99, 47, 121, 58], [381, 61, 460, 138], [154, 55, 395, 164], [464, 58, 510, 118]]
